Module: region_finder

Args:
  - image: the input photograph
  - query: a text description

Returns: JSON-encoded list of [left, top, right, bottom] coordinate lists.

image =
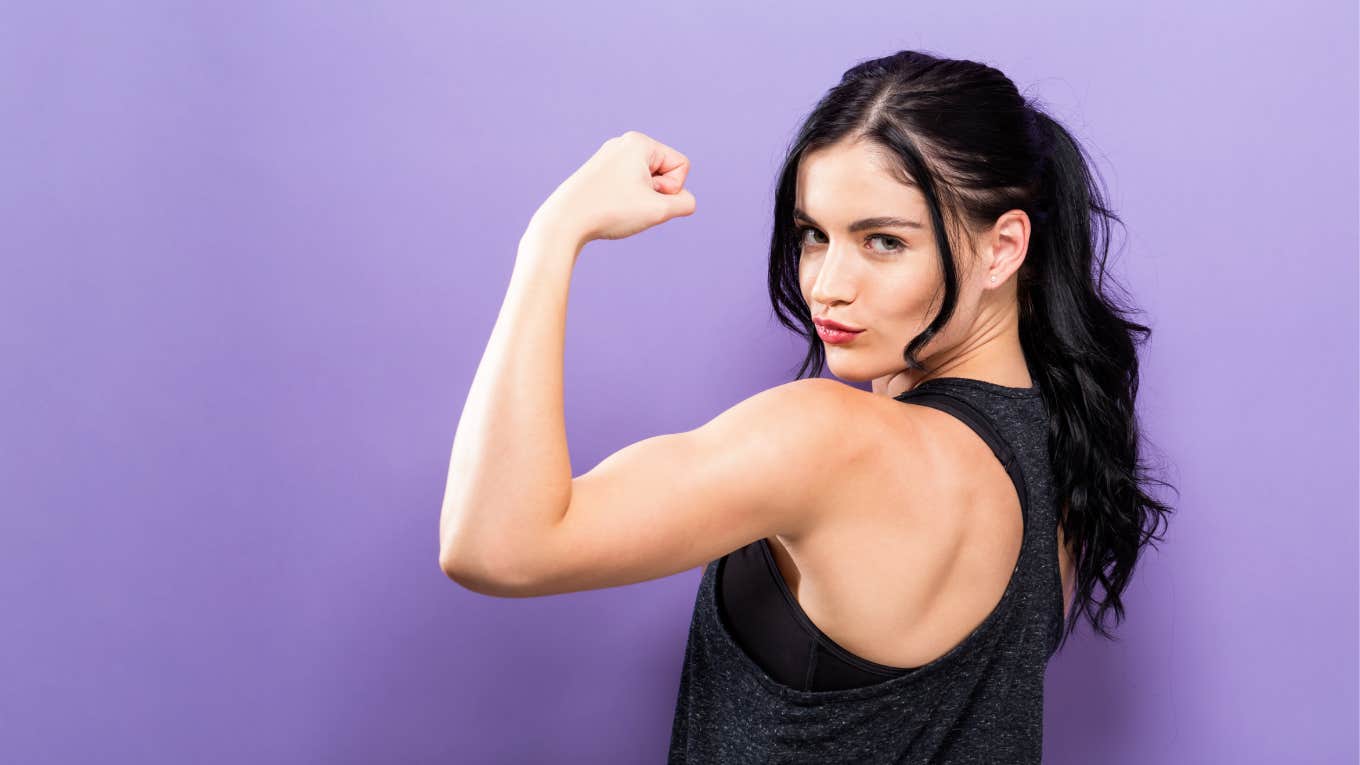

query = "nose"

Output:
[[808, 243, 857, 308]]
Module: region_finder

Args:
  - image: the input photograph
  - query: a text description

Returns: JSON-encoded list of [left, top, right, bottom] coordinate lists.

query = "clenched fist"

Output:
[[529, 131, 697, 250]]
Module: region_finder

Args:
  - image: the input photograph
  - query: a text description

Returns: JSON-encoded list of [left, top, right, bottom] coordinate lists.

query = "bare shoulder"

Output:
[[792, 385, 993, 536], [716, 379, 901, 530], [746, 378, 931, 464], [715, 378, 884, 455], [678, 377, 887, 537], [711, 378, 873, 436]]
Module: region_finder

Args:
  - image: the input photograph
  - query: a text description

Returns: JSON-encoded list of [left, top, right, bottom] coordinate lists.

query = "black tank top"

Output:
[[668, 376, 1065, 763]]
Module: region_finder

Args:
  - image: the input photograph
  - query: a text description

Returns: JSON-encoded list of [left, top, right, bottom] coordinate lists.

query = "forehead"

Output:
[[794, 140, 925, 215]]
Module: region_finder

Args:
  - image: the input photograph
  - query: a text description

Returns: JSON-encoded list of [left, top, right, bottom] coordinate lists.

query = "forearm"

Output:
[[438, 219, 583, 571]]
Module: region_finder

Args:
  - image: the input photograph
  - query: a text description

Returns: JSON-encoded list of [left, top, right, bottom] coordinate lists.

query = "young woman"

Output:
[[439, 49, 1174, 763]]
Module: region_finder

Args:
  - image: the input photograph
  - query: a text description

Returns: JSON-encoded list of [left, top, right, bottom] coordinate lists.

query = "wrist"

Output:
[[516, 220, 586, 280], [525, 208, 590, 254]]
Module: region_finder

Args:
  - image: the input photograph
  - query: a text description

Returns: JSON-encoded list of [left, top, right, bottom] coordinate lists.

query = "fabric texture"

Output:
[[667, 376, 1065, 764]]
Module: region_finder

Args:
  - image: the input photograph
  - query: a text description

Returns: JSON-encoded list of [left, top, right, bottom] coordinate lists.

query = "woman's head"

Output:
[[768, 49, 1177, 650], [792, 135, 1032, 389], [771, 50, 1048, 385]]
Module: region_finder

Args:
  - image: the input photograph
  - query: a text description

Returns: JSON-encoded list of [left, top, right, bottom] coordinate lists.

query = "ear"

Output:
[[983, 210, 1030, 287]]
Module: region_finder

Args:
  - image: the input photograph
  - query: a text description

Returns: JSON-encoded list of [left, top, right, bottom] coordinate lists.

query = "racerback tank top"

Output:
[[667, 376, 1065, 764]]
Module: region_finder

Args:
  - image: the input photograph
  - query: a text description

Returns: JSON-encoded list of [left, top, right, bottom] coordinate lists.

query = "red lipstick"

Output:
[[813, 317, 864, 345]]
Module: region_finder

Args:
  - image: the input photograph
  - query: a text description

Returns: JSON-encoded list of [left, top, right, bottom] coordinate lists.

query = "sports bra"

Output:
[[714, 379, 1031, 692], [718, 536, 917, 691]]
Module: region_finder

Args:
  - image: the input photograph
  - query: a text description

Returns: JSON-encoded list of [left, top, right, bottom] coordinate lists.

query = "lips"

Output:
[[813, 317, 863, 333]]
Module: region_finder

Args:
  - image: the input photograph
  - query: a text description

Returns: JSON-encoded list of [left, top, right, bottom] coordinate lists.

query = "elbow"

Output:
[[440, 558, 502, 596], [439, 542, 492, 593], [439, 542, 542, 598], [438, 548, 467, 585], [439, 550, 504, 596], [439, 526, 487, 588]]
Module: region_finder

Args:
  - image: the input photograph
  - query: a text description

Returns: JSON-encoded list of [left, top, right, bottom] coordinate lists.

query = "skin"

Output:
[[440, 130, 1075, 673], [780, 136, 1078, 665], [795, 137, 1034, 396]]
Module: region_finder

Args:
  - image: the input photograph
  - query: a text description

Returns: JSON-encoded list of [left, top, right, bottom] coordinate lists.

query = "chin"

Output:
[[821, 358, 878, 385]]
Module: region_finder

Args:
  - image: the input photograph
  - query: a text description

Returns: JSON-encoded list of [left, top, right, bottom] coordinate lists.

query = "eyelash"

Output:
[[793, 225, 906, 253]]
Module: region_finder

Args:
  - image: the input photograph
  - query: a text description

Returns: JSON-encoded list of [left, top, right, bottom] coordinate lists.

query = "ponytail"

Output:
[[1021, 105, 1176, 646]]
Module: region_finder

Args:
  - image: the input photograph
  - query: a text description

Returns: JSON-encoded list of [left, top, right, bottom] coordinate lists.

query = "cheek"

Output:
[[797, 260, 815, 301], [883, 278, 943, 330]]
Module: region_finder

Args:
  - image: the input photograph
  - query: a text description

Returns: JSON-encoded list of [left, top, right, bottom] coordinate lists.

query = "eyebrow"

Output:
[[793, 207, 924, 232]]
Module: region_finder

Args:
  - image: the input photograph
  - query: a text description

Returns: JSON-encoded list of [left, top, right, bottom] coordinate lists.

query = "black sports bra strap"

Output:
[[895, 390, 1030, 520]]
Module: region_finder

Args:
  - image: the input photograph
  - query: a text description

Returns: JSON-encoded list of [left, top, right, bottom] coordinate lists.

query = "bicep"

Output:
[[516, 379, 861, 597]]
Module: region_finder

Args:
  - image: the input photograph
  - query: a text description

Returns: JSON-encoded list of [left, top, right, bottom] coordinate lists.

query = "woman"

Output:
[[439, 49, 1174, 763]]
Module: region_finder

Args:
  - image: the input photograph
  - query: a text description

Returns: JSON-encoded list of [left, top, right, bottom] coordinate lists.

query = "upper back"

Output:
[[668, 376, 1067, 764], [759, 377, 1055, 671]]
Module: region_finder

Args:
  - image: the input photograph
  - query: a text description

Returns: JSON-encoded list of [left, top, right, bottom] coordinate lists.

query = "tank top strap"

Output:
[[893, 386, 1031, 523]]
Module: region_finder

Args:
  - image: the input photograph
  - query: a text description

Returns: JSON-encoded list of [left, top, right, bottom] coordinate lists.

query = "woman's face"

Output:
[[796, 139, 988, 393]]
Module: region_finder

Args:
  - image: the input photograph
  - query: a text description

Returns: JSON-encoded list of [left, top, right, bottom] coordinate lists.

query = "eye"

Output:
[[868, 234, 906, 253], [794, 225, 905, 254], [795, 225, 826, 246]]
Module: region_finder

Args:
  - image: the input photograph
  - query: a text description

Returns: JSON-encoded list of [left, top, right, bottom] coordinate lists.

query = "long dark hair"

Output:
[[767, 50, 1176, 648]]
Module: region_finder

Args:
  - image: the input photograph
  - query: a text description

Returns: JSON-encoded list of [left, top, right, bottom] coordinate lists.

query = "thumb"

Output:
[[661, 187, 697, 219]]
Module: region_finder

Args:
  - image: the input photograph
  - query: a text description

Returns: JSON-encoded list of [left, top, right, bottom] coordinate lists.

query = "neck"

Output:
[[875, 311, 1032, 398]]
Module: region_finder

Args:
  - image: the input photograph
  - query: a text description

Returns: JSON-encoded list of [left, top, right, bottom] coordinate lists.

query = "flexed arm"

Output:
[[438, 131, 697, 589]]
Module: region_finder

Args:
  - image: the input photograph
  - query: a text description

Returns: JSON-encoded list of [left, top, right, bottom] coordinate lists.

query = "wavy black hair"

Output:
[[767, 50, 1176, 649]]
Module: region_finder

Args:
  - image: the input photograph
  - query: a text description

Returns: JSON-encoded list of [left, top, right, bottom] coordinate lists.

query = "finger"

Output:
[[652, 172, 688, 194], [661, 188, 696, 219], [651, 163, 690, 194], [647, 139, 690, 190]]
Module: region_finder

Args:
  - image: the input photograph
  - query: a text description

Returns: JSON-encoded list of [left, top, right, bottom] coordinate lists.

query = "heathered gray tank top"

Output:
[[667, 376, 1065, 763]]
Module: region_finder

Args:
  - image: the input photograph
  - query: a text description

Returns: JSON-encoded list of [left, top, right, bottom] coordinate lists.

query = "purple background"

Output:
[[3, 2, 1356, 762]]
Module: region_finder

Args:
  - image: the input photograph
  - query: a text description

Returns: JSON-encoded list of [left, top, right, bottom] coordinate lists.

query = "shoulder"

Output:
[[718, 377, 867, 424], [717, 378, 932, 465], [765, 378, 931, 447], [695, 378, 880, 453], [692, 379, 904, 528]]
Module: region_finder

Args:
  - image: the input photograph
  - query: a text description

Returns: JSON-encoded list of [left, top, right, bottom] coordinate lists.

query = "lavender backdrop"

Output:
[[3, 1, 1356, 762]]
